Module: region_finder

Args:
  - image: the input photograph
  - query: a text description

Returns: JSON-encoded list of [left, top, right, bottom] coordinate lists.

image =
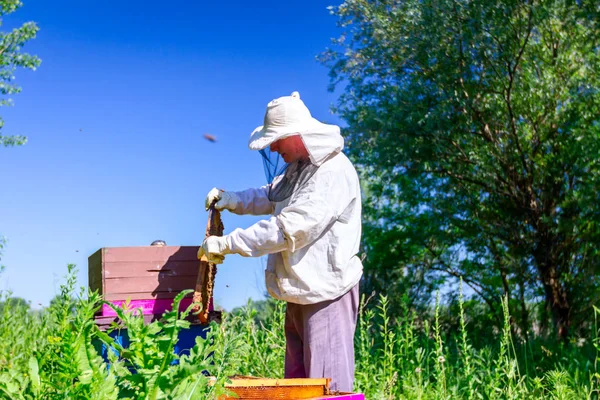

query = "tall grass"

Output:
[[231, 282, 598, 399], [0, 265, 244, 399], [347, 284, 598, 400], [0, 266, 598, 399]]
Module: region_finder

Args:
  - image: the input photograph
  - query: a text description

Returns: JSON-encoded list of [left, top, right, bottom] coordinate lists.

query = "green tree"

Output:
[[0, 295, 29, 313], [0, 0, 40, 147], [0, 0, 41, 299], [0, 236, 5, 269], [323, 0, 600, 340]]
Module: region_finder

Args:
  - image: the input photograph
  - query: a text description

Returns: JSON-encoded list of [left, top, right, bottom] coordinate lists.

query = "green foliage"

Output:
[[0, 295, 29, 313], [0, 266, 597, 398], [0, 0, 41, 147], [0, 264, 114, 399], [230, 296, 280, 327], [97, 289, 247, 400], [0, 236, 6, 271], [351, 286, 596, 399], [226, 298, 286, 378], [322, 0, 600, 340], [0, 266, 245, 399]]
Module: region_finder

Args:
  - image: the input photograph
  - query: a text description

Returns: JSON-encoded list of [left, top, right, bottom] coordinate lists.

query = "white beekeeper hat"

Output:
[[248, 91, 343, 166]]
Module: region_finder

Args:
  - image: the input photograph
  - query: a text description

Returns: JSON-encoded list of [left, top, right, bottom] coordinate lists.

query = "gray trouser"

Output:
[[284, 284, 359, 393]]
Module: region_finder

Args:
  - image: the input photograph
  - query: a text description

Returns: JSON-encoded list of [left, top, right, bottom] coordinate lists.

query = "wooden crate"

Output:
[[88, 245, 209, 317], [218, 378, 365, 400], [222, 378, 327, 399]]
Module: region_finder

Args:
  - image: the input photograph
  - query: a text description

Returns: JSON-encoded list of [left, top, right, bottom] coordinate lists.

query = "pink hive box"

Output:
[[88, 245, 213, 323]]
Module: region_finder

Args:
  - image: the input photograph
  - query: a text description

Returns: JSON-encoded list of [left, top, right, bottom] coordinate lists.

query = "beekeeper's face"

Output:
[[270, 135, 309, 163]]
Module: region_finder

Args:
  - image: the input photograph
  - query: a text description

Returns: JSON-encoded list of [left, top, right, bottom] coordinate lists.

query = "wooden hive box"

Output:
[[219, 378, 365, 400], [88, 245, 214, 322]]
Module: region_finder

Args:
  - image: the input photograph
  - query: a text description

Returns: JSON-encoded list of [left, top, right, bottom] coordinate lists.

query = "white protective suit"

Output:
[[222, 126, 364, 304]]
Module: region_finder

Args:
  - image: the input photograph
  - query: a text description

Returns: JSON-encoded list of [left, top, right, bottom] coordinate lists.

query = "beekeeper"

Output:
[[198, 91, 363, 392]]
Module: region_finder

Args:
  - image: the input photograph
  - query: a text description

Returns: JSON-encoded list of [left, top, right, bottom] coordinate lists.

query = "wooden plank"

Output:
[[103, 261, 200, 278], [100, 297, 213, 317], [103, 290, 194, 301], [104, 275, 197, 294], [93, 310, 222, 331], [94, 313, 159, 329], [226, 378, 329, 387], [310, 394, 365, 399], [102, 246, 199, 262], [88, 248, 104, 294]]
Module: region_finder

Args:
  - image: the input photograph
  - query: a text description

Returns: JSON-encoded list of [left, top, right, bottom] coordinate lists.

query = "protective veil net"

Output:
[[259, 149, 318, 202]]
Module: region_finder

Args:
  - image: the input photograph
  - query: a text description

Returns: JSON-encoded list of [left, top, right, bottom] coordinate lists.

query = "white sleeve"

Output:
[[225, 216, 289, 257], [230, 186, 274, 215]]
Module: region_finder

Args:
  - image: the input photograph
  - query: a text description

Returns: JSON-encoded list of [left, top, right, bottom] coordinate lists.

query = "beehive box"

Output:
[[219, 378, 364, 399], [88, 245, 215, 323]]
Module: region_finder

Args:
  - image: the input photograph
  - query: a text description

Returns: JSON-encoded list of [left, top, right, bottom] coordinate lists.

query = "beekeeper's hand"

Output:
[[197, 236, 231, 264], [205, 187, 239, 212]]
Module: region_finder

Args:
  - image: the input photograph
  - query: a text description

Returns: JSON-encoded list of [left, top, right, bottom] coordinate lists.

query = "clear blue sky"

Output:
[[0, 0, 345, 311]]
